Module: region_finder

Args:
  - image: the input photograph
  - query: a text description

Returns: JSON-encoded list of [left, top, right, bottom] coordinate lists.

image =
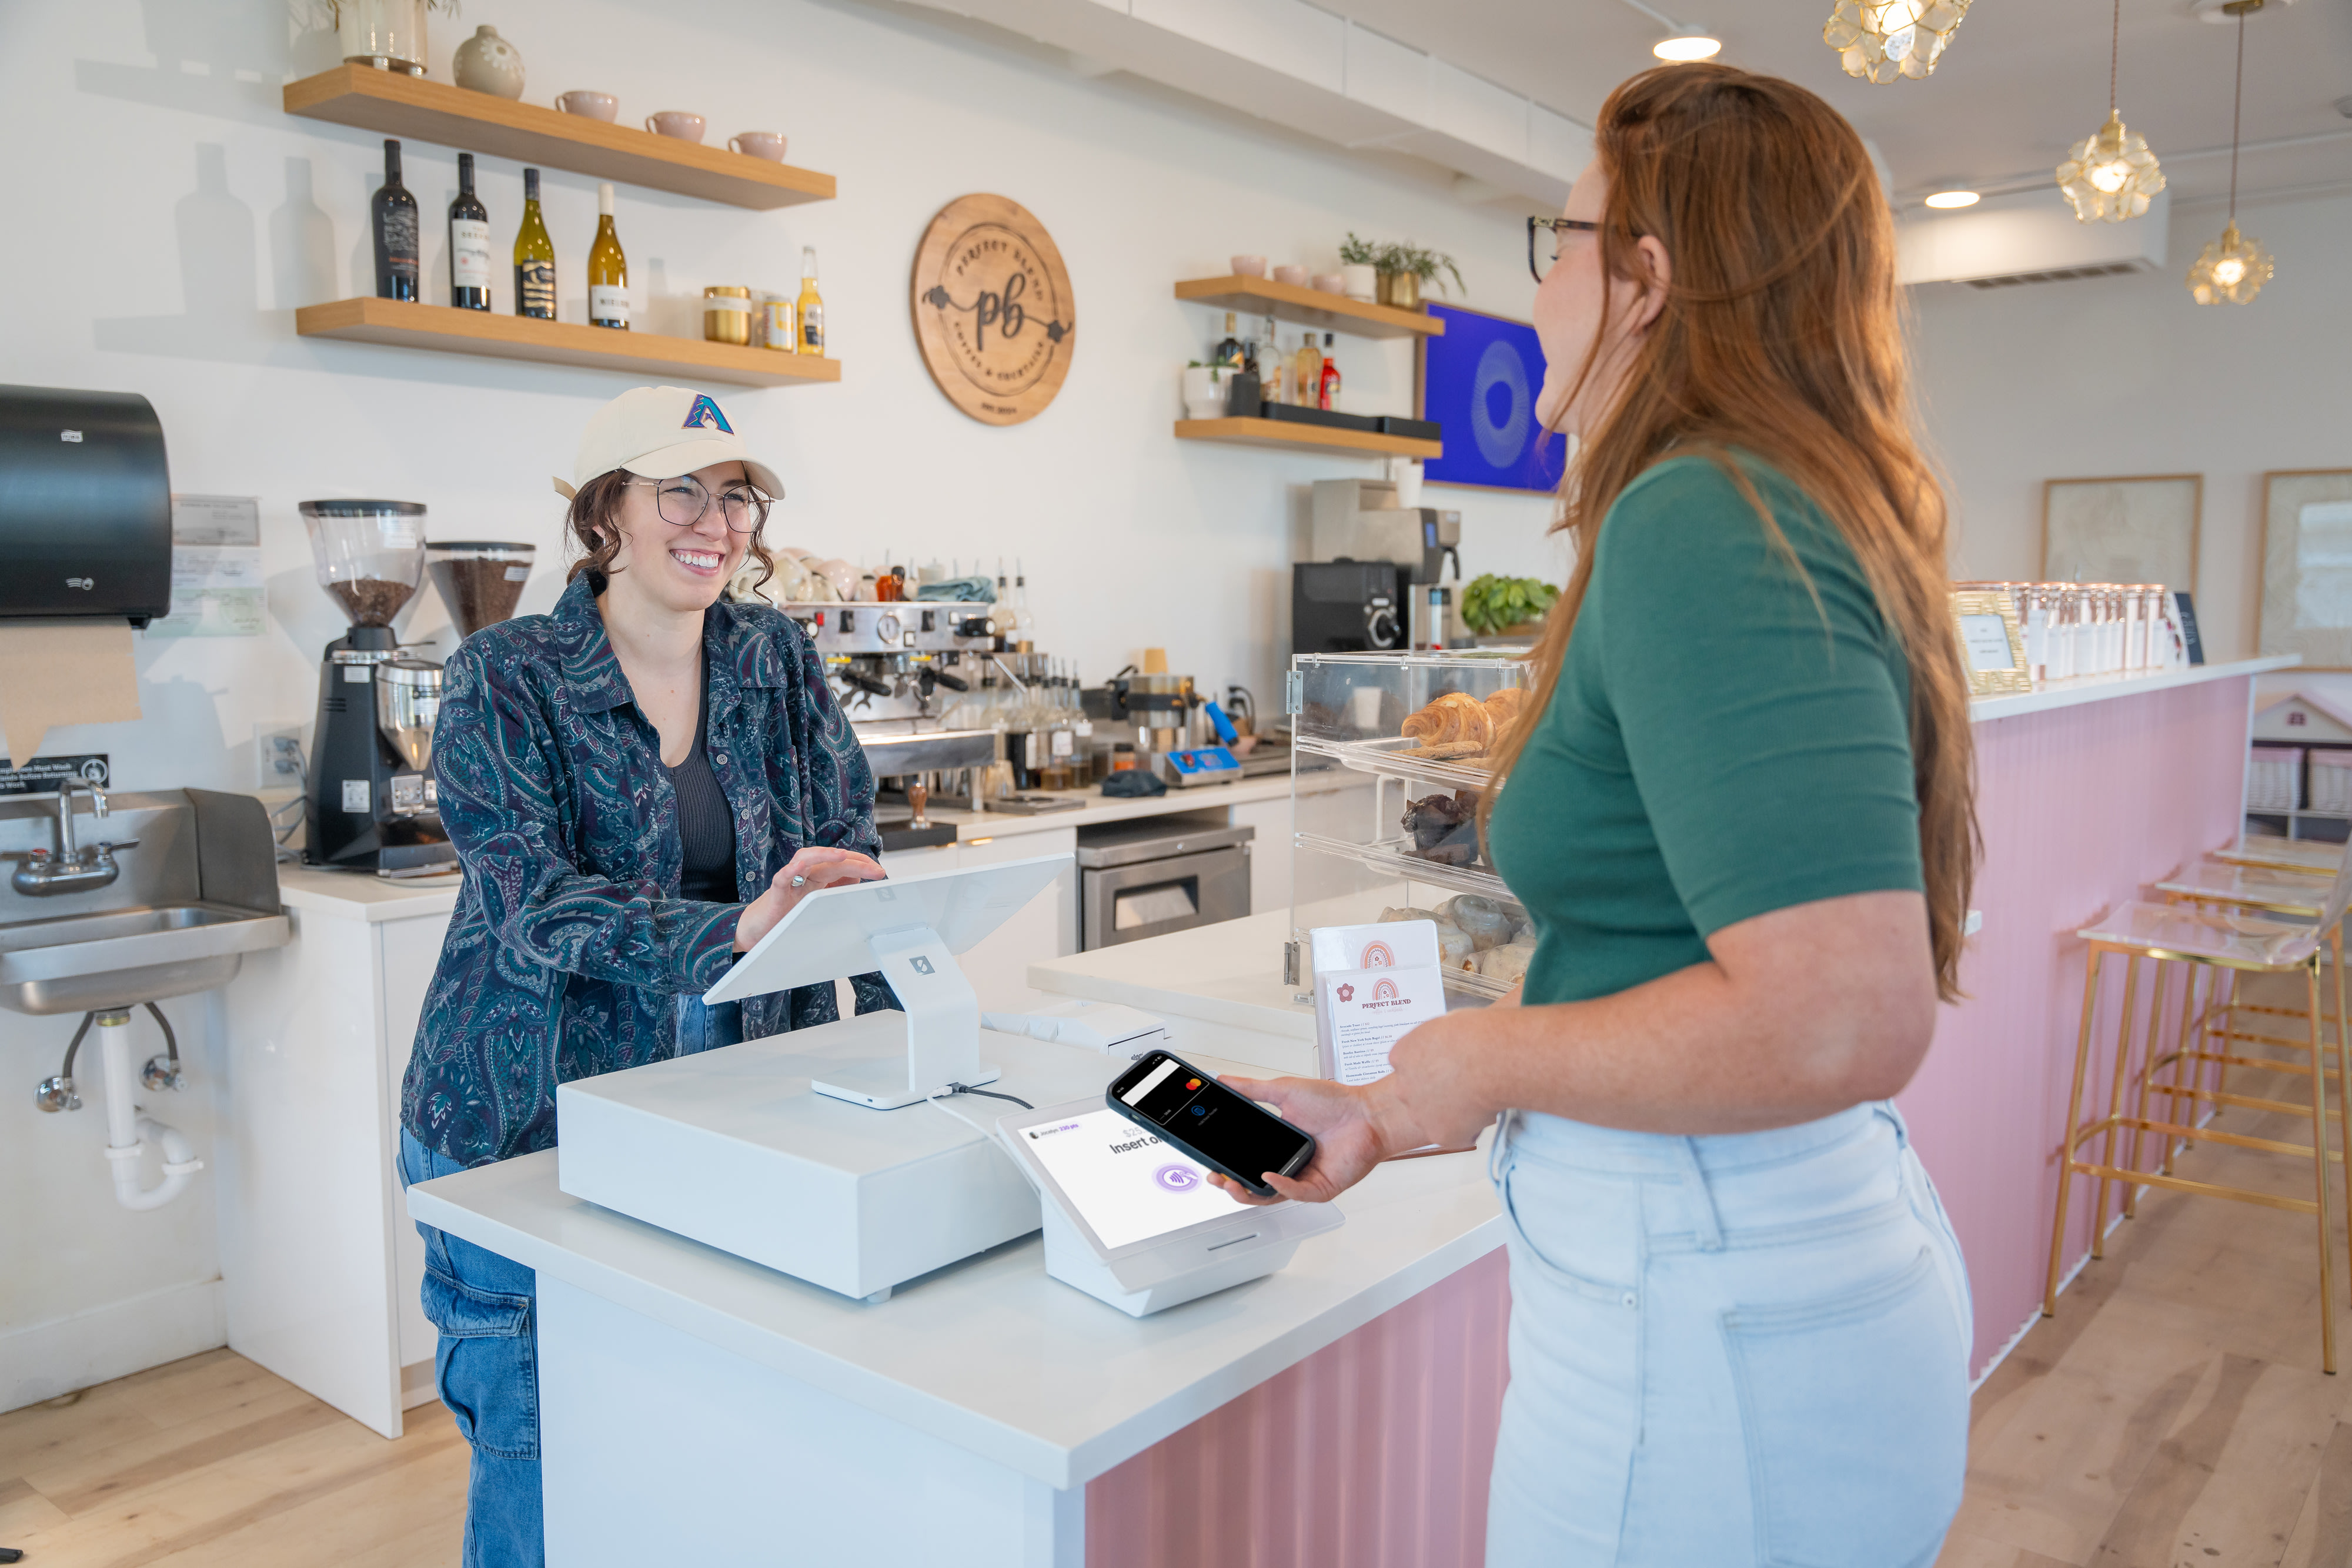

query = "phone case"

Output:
[[1106, 1055, 1317, 1198]]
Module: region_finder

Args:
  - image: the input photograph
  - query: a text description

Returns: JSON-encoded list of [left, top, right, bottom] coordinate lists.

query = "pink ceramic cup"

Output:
[[646, 111, 706, 142], [1311, 272, 1345, 293], [1271, 264, 1309, 287], [556, 91, 618, 121], [728, 131, 787, 161], [1230, 255, 1267, 278]]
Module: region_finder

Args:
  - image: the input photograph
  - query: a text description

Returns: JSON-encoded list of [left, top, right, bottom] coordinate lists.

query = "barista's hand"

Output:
[[1204, 1074, 1426, 1206], [733, 848, 885, 951]]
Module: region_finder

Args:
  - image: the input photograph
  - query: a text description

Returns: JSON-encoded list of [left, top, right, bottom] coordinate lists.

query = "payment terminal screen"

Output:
[[1022, 1108, 1252, 1251]]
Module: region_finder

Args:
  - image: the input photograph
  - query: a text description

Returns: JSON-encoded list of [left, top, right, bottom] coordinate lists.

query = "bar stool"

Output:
[[2214, 835, 2343, 879], [2151, 861, 2352, 1268], [2047, 880, 2352, 1370]]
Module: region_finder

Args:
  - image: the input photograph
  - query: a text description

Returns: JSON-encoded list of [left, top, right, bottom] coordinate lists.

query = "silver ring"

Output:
[[789, 874, 807, 889]]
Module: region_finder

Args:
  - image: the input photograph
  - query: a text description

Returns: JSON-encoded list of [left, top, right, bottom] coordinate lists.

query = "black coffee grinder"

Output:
[[299, 500, 455, 874]]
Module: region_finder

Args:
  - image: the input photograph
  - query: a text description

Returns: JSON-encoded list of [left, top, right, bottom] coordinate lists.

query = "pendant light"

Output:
[[1823, 1, 1971, 83], [2187, 4, 2275, 303], [2055, 0, 2165, 222]]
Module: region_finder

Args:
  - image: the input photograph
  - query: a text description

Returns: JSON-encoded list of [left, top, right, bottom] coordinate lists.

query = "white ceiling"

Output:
[[1318, 0, 2352, 207]]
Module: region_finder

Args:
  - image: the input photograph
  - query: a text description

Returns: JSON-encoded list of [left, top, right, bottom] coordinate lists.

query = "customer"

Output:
[[1211, 65, 1976, 1566], [397, 385, 892, 1567]]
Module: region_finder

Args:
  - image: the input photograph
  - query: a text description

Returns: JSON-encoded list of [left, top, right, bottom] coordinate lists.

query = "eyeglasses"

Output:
[[1528, 215, 1602, 283], [624, 475, 771, 534]]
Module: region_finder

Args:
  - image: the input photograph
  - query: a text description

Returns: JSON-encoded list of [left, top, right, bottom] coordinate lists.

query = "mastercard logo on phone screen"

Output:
[[1184, 1078, 1201, 1091]]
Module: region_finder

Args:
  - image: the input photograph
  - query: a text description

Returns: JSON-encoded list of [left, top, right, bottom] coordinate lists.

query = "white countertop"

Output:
[[270, 770, 1358, 922], [1031, 908, 1315, 1043], [1968, 654, 2296, 723], [407, 1061, 1501, 1490]]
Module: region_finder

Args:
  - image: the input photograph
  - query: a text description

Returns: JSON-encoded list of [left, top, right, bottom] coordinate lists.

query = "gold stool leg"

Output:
[[2161, 964, 2204, 1173], [2308, 955, 2338, 1375], [2214, 968, 2236, 1117], [2094, 954, 2143, 1257], [2336, 928, 2352, 1309], [2047, 947, 2104, 1316], [2126, 956, 2175, 1218]]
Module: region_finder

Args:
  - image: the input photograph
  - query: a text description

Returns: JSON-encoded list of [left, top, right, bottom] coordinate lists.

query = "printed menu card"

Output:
[[1311, 920, 1447, 1086]]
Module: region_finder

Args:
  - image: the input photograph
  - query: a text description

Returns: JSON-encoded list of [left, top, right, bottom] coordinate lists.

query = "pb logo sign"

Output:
[[911, 194, 1076, 427]]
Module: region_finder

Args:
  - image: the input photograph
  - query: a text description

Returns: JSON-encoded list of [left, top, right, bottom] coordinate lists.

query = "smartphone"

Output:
[[1106, 1051, 1315, 1198]]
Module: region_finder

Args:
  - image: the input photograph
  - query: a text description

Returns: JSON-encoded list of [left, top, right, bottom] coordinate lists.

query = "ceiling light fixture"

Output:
[[2188, 3, 2275, 304], [2055, 0, 2164, 222], [1923, 190, 1981, 209], [1653, 30, 1723, 61], [1823, 1, 1970, 85]]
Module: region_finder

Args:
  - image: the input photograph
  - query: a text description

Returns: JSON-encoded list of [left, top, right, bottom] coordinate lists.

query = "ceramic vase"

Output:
[[1378, 271, 1422, 309], [1182, 365, 1226, 420], [1339, 263, 1378, 302], [452, 25, 525, 98]]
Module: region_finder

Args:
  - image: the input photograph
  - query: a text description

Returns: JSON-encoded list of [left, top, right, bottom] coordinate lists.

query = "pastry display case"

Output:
[[1284, 650, 1538, 1001]]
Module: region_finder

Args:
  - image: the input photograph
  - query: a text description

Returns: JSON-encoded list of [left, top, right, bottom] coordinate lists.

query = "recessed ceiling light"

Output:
[[1924, 190, 1981, 209], [1653, 31, 1723, 61]]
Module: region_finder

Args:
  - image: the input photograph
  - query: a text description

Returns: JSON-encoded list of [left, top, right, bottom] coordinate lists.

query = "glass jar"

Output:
[[337, 0, 429, 74]]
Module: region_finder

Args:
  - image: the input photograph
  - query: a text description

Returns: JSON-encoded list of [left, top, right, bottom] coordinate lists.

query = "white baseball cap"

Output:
[[552, 386, 783, 502]]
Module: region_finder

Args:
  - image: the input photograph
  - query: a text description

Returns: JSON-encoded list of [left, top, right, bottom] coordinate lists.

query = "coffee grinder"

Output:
[[299, 500, 455, 874]]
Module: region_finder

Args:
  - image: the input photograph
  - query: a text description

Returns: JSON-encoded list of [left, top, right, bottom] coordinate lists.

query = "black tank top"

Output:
[[666, 670, 737, 902]]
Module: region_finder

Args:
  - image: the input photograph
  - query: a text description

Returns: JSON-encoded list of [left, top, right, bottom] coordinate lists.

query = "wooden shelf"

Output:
[[1173, 277, 1444, 341], [1174, 417, 1442, 461], [283, 66, 834, 210], [295, 298, 841, 387]]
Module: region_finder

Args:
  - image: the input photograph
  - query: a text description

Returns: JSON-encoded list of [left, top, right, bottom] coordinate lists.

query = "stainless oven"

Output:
[[1075, 813, 1253, 951]]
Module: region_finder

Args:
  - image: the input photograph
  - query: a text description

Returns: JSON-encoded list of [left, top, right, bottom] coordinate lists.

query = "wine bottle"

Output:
[[1318, 332, 1341, 411], [1293, 334, 1323, 406], [370, 139, 419, 302], [796, 246, 824, 354], [447, 152, 491, 310], [587, 182, 629, 330], [1214, 312, 1244, 371], [513, 167, 556, 320]]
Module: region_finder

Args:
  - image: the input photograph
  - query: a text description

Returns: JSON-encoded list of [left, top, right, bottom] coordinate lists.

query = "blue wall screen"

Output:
[[1421, 303, 1568, 494]]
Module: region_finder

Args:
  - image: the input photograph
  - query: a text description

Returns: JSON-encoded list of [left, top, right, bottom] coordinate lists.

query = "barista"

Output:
[[395, 386, 894, 1568]]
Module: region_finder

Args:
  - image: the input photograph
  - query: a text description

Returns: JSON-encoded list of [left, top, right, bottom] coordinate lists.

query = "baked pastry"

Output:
[[1402, 791, 1481, 865], [1400, 691, 1491, 749], [1437, 894, 1513, 951], [1399, 740, 1487, 761], [1484, 686, 1528, 745], [1477, 942, 1536, 984]]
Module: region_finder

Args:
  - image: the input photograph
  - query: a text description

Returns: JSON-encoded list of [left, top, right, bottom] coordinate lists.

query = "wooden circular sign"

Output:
[[910, 194, 1076, 426]]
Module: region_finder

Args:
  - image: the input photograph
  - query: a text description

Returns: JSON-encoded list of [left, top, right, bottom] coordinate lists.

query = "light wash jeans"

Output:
[[395, 994, 738, 1568], [1485, 1101, 1972, 1567]]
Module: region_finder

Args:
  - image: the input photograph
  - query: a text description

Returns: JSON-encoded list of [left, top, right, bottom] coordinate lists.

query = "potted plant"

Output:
[[1181, 361, 1228, 420], [320, 0, 460, 76], [1337, 233, 1381, 303], [1461, 574, 1559, 638], [1376, 243, 1466, 310]]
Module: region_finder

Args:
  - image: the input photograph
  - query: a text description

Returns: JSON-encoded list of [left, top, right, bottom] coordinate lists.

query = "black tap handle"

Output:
[[841, 670, 892, 697], [931, 669, 970, 693]]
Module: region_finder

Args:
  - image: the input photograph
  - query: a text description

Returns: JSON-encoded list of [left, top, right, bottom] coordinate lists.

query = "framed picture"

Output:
[[1416, 303, 1569, 496], [1950, 589, 2030, 696], [2040, 474, 2201, 593], [2260, 469, 2352, 670]]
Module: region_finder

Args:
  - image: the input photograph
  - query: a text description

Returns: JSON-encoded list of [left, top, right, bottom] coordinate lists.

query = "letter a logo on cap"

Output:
[[681, 393, 733, 434]]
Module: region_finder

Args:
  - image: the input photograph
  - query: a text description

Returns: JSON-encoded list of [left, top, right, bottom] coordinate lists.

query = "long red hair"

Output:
[[1486, 63, 1978, 999]]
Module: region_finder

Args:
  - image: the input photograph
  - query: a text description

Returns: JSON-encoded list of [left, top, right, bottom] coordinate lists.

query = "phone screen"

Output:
[[1111, 1054, 1313, 1191]]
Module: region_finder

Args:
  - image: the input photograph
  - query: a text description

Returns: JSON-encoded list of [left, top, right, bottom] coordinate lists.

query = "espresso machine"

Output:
[[300, 500, 454, 874], [778, 600, 1001, 824], [1300, 478, 1465, 651]]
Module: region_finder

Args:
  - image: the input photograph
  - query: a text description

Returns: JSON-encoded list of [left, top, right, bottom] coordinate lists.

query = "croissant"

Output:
[[1484, 686, 1529, 745], [1399, 690, 1491, 748]]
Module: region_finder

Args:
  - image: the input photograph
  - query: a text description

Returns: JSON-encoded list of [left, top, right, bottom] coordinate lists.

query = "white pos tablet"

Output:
[[997, 1095, 1345, 1316]]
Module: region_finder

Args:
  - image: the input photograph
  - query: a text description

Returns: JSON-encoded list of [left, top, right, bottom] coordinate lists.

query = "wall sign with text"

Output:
[[910, 193, 1077, 427]]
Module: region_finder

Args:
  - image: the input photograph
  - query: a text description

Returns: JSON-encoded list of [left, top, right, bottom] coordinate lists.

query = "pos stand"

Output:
[[701, 853, 1070, 1109]]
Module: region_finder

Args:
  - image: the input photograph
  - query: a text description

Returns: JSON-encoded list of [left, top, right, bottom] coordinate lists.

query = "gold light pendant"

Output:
[[2187, 220, 2274, 304], [2056, 112, 2166, 222], [2189, 7, 2274, 305], [1823, 1, 1970, 84], [2057, 0, 2164, 222]]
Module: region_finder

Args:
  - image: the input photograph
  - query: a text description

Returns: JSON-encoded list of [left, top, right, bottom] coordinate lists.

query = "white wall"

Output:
[[0, 0, 1562, 1400], [1909, 188, 2352, 711]]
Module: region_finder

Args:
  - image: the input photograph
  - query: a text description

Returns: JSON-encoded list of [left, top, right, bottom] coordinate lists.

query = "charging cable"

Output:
[[925, 1081, 1034, 1139]]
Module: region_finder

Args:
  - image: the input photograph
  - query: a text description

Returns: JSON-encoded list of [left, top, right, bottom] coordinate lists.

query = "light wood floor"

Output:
[[11, 1098, 2352, 1567]]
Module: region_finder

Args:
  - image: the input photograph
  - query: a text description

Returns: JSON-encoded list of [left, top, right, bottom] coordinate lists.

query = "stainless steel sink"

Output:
[[0, 790, 290, 1015]]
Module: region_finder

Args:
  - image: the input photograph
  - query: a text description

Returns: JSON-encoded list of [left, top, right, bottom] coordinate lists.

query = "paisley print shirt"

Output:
[[400, 574, 896, 1165]]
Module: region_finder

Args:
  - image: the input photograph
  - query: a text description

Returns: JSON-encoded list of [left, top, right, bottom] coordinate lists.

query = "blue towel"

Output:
[[913, 577, 995, 603]]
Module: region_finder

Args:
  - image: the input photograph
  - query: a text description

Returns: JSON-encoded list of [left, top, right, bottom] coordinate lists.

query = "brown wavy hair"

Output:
[[564, 470, 775, 597], [1484, 62, 1978, 1000]]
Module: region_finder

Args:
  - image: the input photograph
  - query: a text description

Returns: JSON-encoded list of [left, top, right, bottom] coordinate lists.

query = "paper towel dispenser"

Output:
[[0, 385, 172, 627]]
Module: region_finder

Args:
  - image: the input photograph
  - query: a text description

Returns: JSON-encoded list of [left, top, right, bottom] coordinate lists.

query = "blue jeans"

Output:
[[1485, 1101, 1972, 1567], [399, 1128, 543, 1568]]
